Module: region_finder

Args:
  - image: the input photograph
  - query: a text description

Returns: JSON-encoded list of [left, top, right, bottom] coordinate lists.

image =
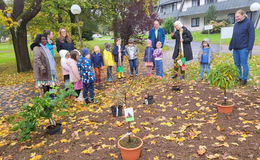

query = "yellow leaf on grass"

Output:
[[85, 131, 93, 136], [150, 140, 157, 144], [166, 153, 175, 159], [64, 149, 69, 153], [109, 153, 118, 158], [226, 156, 237, 160], [30, 154, 42, 160], [60, 139, 71, 143]]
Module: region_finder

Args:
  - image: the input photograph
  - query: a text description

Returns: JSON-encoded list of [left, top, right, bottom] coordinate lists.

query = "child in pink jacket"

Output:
[[67, 50, 82, 98]]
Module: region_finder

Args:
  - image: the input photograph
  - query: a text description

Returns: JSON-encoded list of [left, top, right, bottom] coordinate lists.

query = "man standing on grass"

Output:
[[229, 9, 255, 86], [148, 20, 165, 69]]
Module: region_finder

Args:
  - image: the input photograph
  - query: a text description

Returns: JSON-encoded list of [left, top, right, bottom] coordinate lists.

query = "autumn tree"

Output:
[[0, 0, 43, 72], [113, 0, 159, 45]]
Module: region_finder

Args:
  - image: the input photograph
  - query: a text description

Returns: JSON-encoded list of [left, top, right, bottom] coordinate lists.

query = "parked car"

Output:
[[92, 34, 103, 39]]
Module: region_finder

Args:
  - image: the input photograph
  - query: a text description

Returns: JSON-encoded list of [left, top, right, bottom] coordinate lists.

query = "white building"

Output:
[[157, 0, 260, 31]]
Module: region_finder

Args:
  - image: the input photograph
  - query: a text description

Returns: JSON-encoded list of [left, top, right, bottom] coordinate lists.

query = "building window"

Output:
[[192, 0, 200, 7], [246, 11, 257, 21], [191, 18, 200, 27], [228, 13, 235, 24], [172, 3, 177, 11], [205, 0, 217, 4], [160, 6, 164, 13]]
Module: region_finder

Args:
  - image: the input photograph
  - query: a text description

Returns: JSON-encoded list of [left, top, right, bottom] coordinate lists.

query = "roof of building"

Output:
[[179, 0, 260, 16], [159, 0, 181, 6]]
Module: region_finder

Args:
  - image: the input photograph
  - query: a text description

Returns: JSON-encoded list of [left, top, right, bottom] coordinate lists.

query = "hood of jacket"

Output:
[[59, 49, 69, 58]]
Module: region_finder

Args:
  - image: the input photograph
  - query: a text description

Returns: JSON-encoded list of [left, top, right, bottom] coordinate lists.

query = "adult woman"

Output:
[[44, 30, 55, 56], [229, 9, 255, 85], [31, 34, 57, 94], [171, 21, 193, 80], [56, 28, 74, 52]]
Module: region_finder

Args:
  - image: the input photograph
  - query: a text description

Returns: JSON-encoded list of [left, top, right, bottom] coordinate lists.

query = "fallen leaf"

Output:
[[166, 153, 175, 159], [197, 145, 206, 156], [206, 154, 220, 159], [109, 153, 118, 158], [216, 135, 226, 141], [81, 147, 95, 154]]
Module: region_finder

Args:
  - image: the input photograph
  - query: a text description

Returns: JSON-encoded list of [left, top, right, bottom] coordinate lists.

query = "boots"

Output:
[[121, 72, 125, 78], [117, 72, 122, 79]]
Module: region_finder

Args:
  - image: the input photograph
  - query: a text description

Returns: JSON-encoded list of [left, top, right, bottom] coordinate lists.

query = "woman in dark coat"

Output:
[[56, 28, 75, 52], [171, 21, 193, 80]]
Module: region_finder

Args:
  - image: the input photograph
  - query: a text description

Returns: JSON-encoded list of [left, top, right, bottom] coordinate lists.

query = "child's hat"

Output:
[[202, 38, 209, 43], [81, 48, 90, 57]]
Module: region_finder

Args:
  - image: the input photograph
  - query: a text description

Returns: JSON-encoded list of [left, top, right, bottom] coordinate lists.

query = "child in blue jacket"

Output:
[[91, 46, 104, 84], [77, 48, 96, 104]]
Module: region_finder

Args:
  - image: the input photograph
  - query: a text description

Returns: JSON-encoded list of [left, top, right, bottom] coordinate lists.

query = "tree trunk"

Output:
[[10, 26, 32, 72]]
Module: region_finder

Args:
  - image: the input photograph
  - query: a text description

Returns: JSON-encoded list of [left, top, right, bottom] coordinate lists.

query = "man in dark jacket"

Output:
[[229, 9, 255, 85]]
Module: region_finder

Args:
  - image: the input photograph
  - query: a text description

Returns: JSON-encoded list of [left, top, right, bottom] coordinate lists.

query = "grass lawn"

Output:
[[166, 28, 260, 45]]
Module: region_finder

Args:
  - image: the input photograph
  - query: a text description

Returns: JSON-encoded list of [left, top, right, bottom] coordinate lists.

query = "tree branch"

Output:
[[12, 0, 25, 20], [0, 0, 7, 10], [20, 0, 42, 27]]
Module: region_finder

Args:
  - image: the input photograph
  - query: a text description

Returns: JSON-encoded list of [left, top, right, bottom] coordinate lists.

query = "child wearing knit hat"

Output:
[[77, 48, 96, 104]]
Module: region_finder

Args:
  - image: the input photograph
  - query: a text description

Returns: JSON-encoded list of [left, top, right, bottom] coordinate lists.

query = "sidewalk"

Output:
[[165, 40, 260, 56]]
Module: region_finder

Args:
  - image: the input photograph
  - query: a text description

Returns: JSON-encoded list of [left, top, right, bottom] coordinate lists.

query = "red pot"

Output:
[[118, 136, 143, 160], [215, 100, 235, 114]]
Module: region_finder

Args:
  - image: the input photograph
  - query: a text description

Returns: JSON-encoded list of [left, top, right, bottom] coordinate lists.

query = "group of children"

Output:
[[58, 37, 213, 104]]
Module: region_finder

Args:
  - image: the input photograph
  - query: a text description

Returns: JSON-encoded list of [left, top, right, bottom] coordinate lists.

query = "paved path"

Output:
[[165, 40, 260, 56]]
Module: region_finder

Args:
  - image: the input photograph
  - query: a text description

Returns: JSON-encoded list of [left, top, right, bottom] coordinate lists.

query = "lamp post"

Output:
[[70, 4, 83, 48], [250, 2, 260, 28]]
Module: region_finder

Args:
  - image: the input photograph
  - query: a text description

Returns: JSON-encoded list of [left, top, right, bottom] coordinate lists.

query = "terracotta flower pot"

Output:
[[118, 136, 143, 160], [215, 100, 235, 114]]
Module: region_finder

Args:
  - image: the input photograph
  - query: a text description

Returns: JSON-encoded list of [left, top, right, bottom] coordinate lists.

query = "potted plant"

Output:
[[118, 133, 143, 160], [207, 63, 239, 113], [12, 84, 76, 141]]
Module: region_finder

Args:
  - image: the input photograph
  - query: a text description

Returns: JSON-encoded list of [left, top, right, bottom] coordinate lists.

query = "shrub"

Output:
[[201, 20, 229, 34], [12, 84, 76, 141], [207, 63, 239, 105]]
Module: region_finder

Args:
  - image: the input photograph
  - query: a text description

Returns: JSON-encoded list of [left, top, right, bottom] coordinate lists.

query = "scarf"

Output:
[[40, 43, 56, 75]]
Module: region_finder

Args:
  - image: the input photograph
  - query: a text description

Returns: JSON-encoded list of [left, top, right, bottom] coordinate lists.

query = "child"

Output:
[[125, 39, 139, 76], [77, 48, 96, 104], [153, 41, 164, 79], [143, 39, 154, 76], [197, 39, 214, 80], [59, 50, 70, 86], [103, 43, 115, 82], [67, 50, 82, 100], [91, 46, 104, 84], [112, 38, 125, 79]]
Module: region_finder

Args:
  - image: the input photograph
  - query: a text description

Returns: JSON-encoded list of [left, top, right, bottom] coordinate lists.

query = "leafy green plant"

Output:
[[12, 84, 76, 141], [204, 5, 217, 25], [207, 63, 239, 105]]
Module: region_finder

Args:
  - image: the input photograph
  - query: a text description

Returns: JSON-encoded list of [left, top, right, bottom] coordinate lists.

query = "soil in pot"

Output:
[[46, 123, 62, 135], [119, 136, 142, 148]]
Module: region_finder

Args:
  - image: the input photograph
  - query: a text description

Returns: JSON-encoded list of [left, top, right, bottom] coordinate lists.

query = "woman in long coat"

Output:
[[171, 21, 193, 80], [31, 34, 57, 95]]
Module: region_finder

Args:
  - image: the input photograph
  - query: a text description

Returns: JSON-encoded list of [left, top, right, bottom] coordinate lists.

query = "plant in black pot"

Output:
[[207, 63, 239, 114], [12, 84, 76, 141]]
